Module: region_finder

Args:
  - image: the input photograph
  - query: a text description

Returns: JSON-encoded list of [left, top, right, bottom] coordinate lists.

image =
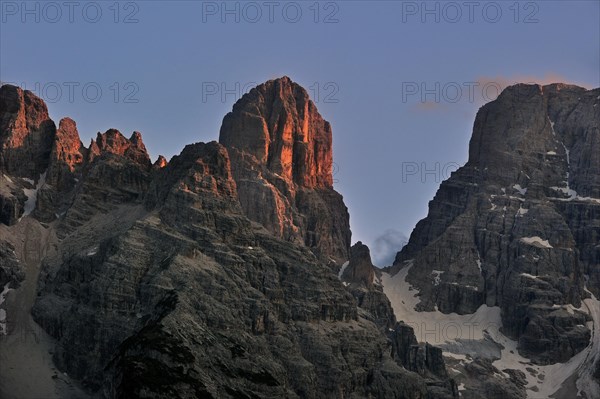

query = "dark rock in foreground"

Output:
[[1, 80, 457, 398]]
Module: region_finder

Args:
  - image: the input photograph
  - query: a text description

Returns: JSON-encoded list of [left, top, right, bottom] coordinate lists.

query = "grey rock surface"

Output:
[[388, 84, 599, 375], [1, 81, 458, 398]]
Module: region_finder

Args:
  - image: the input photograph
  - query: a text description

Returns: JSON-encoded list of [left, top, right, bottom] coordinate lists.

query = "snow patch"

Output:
[[22, 171, 47, 216], [381, 264, 600, 398], [513, 184, 527, 196], [475, 253, 482, 274], [444, 352, 468, 361], [431, 270, 444, 286], [382, 264, 502, 346], [546, 151, 557, 155], [516, 207, 528, 217], [549, 187, 600, 204], [337, 261, 349, 280], [520, 273, 540, 280], [520, 236, 553, 249], [574, 196, 600, 204], [551, 303, 577, 315], [489, 289, 600, 398], [550, 185, 578, 199]]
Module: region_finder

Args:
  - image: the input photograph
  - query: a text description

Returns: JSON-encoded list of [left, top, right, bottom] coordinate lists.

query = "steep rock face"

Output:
[[0, 174, 26, 225], [33, 117, 88, 222], [389, 84, 599, 370], [54, 152, 152, 237], [0, 84, 153, 226], [0, 79, 458, 398], [220, 76, 332, 189], [33, 140, 455, 399], [46, 117, 86, 192], [0, 84, 56, 179], [36, 128, 152, 228], [89, 129, 152, 168], [390, 322, 450, 382], [343, 242, 376, 287], [340, 243, 456, 397], [341, 242, 395, 331], [0, 240, 24, 290], [219, 77, 350, 265], [153, 155, 168, 169]]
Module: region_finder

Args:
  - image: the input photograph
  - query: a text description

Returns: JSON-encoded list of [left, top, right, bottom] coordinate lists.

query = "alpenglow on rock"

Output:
[[219, 77, 351, 265], [0, 80, 458, 399], [219, 76, 333, 189], [0, 84, 56, 179]]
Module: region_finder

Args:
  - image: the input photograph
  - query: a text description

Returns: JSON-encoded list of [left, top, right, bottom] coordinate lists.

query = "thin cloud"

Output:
[[371, 229, 408, 268]]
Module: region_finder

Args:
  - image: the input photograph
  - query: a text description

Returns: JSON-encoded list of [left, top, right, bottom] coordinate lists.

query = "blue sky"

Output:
[[2, 0, 599, 265]]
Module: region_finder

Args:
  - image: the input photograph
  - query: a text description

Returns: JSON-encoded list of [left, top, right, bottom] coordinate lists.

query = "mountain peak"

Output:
[[89, 128, 151, 167], [0, 84, 56, 178], [342, 241, 376, 287], [219, 77, 333, 189], [216, 79, 350, 264]]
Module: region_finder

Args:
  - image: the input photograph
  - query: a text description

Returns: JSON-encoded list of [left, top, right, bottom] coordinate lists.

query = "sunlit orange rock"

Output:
[[88, 129, 151, 167], [220, 76, 333, 189], [153, 155, 168, 169], [46, 117, 86, 191], [0, 84, 56, 179], [219, 77, 349, 265]]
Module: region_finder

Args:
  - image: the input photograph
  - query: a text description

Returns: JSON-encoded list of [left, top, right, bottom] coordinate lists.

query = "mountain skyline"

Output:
[[2, 1, 598, 256], [1, 75, 598, 398]]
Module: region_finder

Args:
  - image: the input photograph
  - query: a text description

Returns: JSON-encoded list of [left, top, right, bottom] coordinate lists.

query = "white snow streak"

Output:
[[520, 236, 553, 249], [22, 172, 47, 216], [381, 264, 600, 398], [513, 184, 527, 196], [431, 270, 444, 286], [337, 261, 349, 280]]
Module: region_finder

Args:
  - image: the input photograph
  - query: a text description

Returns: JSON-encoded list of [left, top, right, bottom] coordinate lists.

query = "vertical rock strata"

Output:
[[0, 80, 458, 398], [389, 84, 600, 366]]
